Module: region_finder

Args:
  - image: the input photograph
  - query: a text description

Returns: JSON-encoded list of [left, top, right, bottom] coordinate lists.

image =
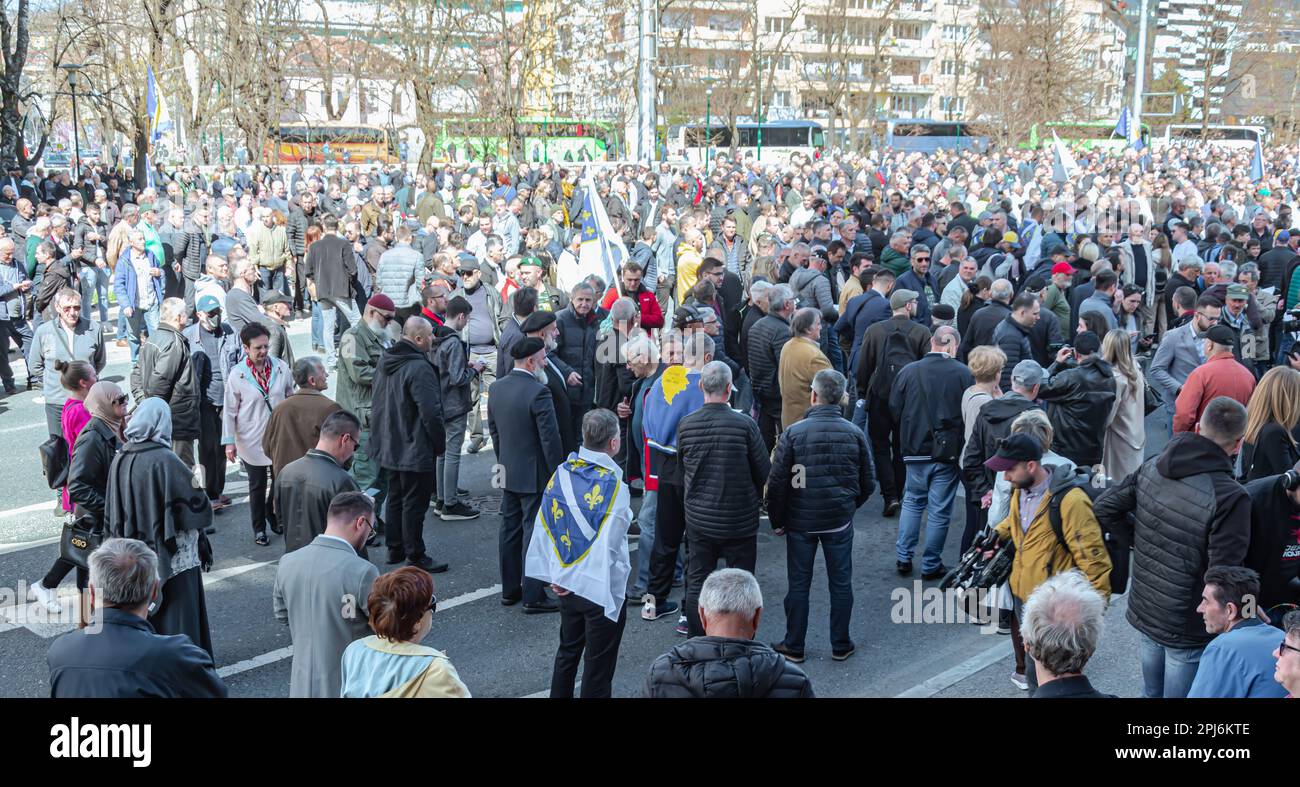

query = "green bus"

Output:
[[1023, 121, 1151, 151], [430, 117, 621, 165]]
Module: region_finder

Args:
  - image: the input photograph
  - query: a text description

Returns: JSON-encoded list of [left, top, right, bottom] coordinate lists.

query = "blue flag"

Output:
[[1251, 139, 1265, 182], [1114, 107, 1129, 141], [577, 174, 628, 290]]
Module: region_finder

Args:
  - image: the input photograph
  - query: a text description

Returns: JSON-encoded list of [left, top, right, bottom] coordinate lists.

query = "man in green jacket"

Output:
[[337, 292, 398, 542], [880, 229, 913, 276]]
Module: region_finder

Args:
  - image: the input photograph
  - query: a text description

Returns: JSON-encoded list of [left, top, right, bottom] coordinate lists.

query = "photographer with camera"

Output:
[[1243, 461, 1300, 612], [985, 432, 1113, 693]]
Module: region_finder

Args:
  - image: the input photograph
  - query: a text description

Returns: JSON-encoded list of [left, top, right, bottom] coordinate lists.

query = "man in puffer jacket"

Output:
[[1094, 396, 1251, 698], [766, 369, 873, 662], [429, 296, 482, 521], [990, 292, 1039, 390], [130, 297, 202, 465], [746, 282, 795, 452], [676, 361, 770, 638], [643, 568, 814, 698]]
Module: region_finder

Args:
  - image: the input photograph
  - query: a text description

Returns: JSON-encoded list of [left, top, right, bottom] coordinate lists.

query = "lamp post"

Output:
[[704, 85, 713, 177], [60, 63, 84, 180]]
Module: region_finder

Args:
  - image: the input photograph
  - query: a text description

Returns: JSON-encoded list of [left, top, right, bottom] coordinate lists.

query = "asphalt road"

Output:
[[0, 312, 1169, 698]]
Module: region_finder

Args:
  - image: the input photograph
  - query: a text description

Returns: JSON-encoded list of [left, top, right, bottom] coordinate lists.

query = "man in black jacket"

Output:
[[368, 316, 447, 573], [958, 278, 1013, 361], [747, 282, 795, 452], [554, 283, 599, 434], [48, 538, 227, 698], [990, 291, 1039, 390], [184, 295, 241, 511], [488, 336, 564, 613], [130, 297, 201, 467], [642, 567, 814, 698], [767, 369, 872, 662], [173, 206, 211, 314], [1037, 331, 1116, 468], [1243, 467, 1300, 610], [305, 214, 359, 370], [889, 326, 974, 579], [275, 411, 362, 553], [676, 361, 771, 638], [1094, 396, 1251, 698], [1022, 571, 1115, 698], [592, 296, 640, 474], [959, 360, 1043, 551]]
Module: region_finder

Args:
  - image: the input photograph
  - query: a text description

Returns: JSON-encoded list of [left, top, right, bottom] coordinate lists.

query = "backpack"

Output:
[[39, 434, 70, 490], [1046, 468, 1131, 594], [870, 323, 917, 398]]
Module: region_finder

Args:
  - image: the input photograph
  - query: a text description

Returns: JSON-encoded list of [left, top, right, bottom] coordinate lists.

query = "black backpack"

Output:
[[870, 324, 917, 399], [1046, 468, 1131, 594], [39, 434, 70, 490]]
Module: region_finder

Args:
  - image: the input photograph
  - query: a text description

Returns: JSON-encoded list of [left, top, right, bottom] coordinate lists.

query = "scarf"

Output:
[[247, 355, 272, 395], [84, 380, 126, 441], [124, 397, 172, 446]]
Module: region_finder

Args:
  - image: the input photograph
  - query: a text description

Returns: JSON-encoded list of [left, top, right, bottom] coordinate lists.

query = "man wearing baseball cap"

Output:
[[1173, 324, 1256, 433], [1042, 261, 1074, 328], [184, 293, 241, 513], [988, 432, 1113, 692], [337, 293, 398, 538]]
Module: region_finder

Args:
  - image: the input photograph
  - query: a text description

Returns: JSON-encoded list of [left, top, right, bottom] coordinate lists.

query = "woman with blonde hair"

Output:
[[959, 345, 1005, 550], [1241, 366, 1300, 481], [1100, 328, 1146, 482]]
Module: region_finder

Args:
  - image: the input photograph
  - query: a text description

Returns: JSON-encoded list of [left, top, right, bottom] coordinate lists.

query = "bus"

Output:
[[667, 120, 824, 165], [429, 117, 620, 165], [264, 123, 401, 165], [884, 119, 989, 153], [1025, 121, 1151, 151], [1163, 124, 1266, 150]]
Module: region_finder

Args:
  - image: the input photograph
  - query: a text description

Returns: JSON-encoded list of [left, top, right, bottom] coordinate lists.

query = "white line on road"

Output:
[[891, 639, 1013, 698], [0, 535, 60, 556], [0, 421, 44, 435]]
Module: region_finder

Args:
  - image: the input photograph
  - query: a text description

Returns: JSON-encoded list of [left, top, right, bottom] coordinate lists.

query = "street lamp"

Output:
[[704, 85, 713, 177], [59, 63, 83, 179]]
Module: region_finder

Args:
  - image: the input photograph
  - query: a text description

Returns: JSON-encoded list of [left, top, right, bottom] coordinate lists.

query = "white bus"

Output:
[[668, 120, 824, 165], [1163, 124, 1266, 150]]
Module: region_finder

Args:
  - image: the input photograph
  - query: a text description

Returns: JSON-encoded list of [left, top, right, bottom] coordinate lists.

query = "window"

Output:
[[708, 13, 741, 32], [940, 59, 965, 76], [1081, 51, 1097, 68], [939, 96, 965, 114], [391, 90, 402, 116], [778, 54, 792, 71], [765, 16, 789, 33], [663, 10, 691, 30], [890, 94, 924, 114], [893, 22, 922, 40], [708, 53, 739, 71], [942, 24, 970, 41], [773, 90, 791, 107]]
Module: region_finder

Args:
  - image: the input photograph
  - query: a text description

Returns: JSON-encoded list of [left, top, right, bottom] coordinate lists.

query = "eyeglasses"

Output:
[[113, 394, 129, 406], [428, 593, 438, 613], [363, 516, 377, 537], [61, 305, 82, 311], [915, 257, 930, 263], [1279, 639, 1300, 657]]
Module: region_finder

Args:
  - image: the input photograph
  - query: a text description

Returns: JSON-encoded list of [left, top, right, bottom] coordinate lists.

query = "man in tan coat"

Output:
[[263, 356, 343, 477], [778, 307, 832, 428]]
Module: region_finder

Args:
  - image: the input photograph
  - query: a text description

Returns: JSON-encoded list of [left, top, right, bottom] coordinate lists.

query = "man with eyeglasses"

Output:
[[895, 244, 939, 327], [30, 288, 105, 437], [1151, 294, 1223, 431], [274, 490, 380, 698], [1273, 611, 1300, 697], [337, 293, 397, 544]]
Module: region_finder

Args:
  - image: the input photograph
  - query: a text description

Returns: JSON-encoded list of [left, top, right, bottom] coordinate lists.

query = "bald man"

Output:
[[367, 316, 448, 573]]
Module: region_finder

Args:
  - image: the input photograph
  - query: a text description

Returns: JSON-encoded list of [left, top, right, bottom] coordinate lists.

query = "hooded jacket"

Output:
[[1037, 356, 1117, 468], [1094, 433, 1251, 649], [961, 393, 1041, 498], [368, 339, 446, 472], [430, 323, 475, 420], [642, 637, 815, 698]]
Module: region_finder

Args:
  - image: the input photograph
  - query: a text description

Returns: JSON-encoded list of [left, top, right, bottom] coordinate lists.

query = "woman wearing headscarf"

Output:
[[105, 397, 215, 656]]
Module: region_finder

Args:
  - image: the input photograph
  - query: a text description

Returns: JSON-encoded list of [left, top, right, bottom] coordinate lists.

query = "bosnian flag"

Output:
[[1051, 130, 1080, 183], [577, 174, 628, 289]]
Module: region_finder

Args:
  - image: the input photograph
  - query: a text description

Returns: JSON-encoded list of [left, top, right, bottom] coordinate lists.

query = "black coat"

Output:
[[960, 393, 1041, 499], [1245, 475, 1300, 609], [677, 403, 771, 539], [1094, 434, 1251, 649], [275, 449, 360, 553], [1241, 422, 1300, 482], [487, 369, 564, 494], [554, 306, 600, 406], [67, 418, 120, 529], [766, 404, 873, 532], [958, 300, 1011, 361], [368, 340, 445, 472], [305, 233, 356, 302], [48, 608, 227, 698], [1031, 675, 1115, 698], [747, 313, 791, 406], [105, 441, 213, 583], [1257, 246, 1298, 293], [173, 221, 211, 281], [991, 315, 1034, 390], [542, 357, 578, 455], [855, 315, 930, 398], [1037, 356, 1117, 468], [642, 637, 815, 698], [593, 330, 638, 412], [889, 353, 974, 462], [130, 323, 202, 440]]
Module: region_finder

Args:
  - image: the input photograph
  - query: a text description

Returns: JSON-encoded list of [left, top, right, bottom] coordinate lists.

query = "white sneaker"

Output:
[[30, 581, 61, 613], [640, 594, 656, 621], [1010, 672, 1029, 691]]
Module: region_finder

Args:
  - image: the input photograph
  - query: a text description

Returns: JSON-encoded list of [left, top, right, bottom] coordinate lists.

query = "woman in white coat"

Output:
[[1100, 328, 1145, 483]]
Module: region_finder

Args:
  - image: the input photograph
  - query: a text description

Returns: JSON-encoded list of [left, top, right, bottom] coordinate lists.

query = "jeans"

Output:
[[782, 526, 854, 653], [259, 267, 287, 298], [896, 461, 960, 573], [467, 350, 497, 440], [320, 296, 360, 367], [436, 411, 469, 505], [79, 266, 109, 323], [1138, 631, 1203, 698], [550, 594, 627, 698], [125, 303, 160, 363], [647, 479, 686, 605], [632, 490, 683, 593], [116, 310, 129, 341], [683, 531, 757, 637], [351, 428, 387, 519], [311, 301, 323, 348], [820, 324, 845, 375]]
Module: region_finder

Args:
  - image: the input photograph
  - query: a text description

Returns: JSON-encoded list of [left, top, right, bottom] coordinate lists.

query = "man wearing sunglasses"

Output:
[[30, 288, 105, 438], [895, 244, 939, 327]]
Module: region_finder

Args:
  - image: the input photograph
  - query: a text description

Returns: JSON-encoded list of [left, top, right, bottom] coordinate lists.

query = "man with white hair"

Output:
[[642, 568, 814, 698], [131, 297, 202, 466], [113, 227, 165, 361], [1021, 570, 1114, 698], [47, 538, 227, 698]]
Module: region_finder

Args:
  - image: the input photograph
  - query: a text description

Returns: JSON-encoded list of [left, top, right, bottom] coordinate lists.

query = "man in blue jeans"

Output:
[[767, 369, 873, 662], [888, 325, 973, 579]]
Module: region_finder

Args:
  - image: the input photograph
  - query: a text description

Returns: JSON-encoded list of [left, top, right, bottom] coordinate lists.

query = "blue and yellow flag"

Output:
[[578, 174, 627, 289], [642, 365, 704, 455]]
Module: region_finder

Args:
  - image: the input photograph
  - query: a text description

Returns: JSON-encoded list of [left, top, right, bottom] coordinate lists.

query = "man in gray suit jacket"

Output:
[[273, 491, 380, 698], [1149, 295, 1220, 425]]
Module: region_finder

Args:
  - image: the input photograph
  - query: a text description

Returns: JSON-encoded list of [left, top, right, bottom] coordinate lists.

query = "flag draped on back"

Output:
[[577, 174, 628, 289], [1051, 130, 1080, 184]]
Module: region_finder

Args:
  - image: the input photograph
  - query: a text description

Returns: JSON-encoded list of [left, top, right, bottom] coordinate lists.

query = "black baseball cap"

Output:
[[984, 433, 1044, 472]]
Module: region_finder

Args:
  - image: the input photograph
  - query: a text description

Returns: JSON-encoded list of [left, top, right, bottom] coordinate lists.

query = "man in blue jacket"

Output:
[[113, 228, 165, 362], [837, 267, 895, 373], [1187, 566, 1287, 697]]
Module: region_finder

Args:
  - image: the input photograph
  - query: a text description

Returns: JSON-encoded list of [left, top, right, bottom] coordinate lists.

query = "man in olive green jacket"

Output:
[[337, 293, 397, 531]]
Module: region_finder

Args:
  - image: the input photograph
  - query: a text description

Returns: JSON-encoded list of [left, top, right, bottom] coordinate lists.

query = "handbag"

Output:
[[1142, 378, 1163, 416], [39, 434, 70, 490], [917, 371, 962, 464], [59, 519, 103, 571]]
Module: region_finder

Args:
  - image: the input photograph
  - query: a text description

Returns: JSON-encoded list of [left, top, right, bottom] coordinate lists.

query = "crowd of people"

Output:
[[9, 133, 1300, 698]]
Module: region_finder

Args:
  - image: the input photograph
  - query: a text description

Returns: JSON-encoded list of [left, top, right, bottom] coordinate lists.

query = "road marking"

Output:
[[215, 581, 506, 680], [0, 501, 61, 520], [0, 421, 44, 435], [891, 639, 1013, 698], [0, 535, 60, 556]]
